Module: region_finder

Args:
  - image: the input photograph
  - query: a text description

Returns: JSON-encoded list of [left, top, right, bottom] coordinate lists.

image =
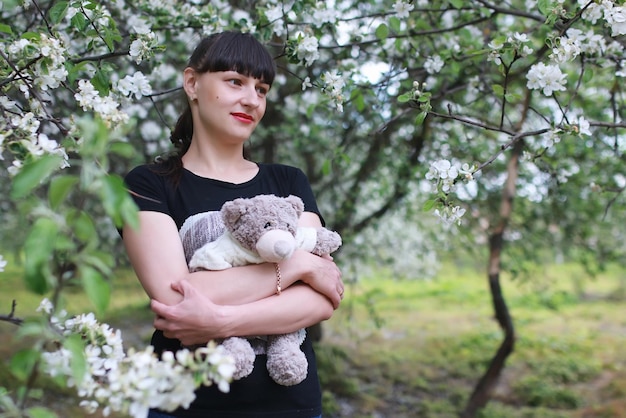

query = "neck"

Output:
[[182, 140, 257, 183]]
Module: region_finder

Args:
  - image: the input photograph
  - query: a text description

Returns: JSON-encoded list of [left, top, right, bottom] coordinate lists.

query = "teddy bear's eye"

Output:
[[264, 222, 272, 229]]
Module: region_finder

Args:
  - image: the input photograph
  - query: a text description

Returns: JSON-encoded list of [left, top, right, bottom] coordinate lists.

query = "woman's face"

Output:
[[184, 69, 271, 144]]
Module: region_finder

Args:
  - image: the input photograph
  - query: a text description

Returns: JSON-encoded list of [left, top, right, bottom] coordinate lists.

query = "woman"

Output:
[[122, 31, 344, 418]]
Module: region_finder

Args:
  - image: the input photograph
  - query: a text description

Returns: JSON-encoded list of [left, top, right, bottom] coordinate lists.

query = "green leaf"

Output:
[[415, 111, 427, 125], [66, 61, 89, 85], [48, 175, 79, 210], [48, 1, 69, 24], [492, 84, 505, 97], [82, 251, 114, 276], [80, 265, 110, 314], [71, 210, 97, 243], [350, 89, 365, 112], [375, 23, 389, 40], [537, 0, 552, 15], [16, 319, 50, 340], [422, 199, 437, 212], [9, 349, 40, 381], [70, 12, 88, 31], [25, 407, 59, 418], [397, 93, 412, 103], [100, 174, 137, 228], [0, 23, 13, 34], [24, 218, 60, 294], [448, 0, 464, 8], [63, 334, 87, 385], [388, 17, 401, 32], [322, 159, 331, 176], [10, 154, 63, 199], [109, 141, 136, 158]]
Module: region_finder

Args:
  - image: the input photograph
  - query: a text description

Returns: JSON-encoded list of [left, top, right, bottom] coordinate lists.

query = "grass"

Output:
[[1, 258, 626, 417], [317, 262, 626, 417]]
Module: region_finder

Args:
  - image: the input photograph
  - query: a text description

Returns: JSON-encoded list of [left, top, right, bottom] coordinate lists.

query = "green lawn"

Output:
[[1, 259, 625, 418], [319, 263, 626, 417]]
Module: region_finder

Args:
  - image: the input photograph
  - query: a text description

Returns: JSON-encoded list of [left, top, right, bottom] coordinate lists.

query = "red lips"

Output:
[[231, 112, 254, 122]]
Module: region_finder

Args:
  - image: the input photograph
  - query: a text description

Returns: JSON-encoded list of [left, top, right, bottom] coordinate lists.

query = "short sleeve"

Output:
[[124, 165, 170, 215], [288, 167, 325, 226]]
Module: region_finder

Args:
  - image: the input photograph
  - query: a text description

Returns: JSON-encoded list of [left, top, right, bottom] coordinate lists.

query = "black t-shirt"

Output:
[[124, 162, 323, 418]]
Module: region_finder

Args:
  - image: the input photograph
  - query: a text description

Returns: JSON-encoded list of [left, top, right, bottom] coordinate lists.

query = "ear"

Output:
[[183, 67, 198, 101], [285, 195, 304, 217], [221, 199, 249, 228]]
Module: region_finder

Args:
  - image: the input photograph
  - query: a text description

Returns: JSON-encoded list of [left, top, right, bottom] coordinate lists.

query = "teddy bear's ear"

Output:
[[221, 198, 250, 227], [285, 195, 304, 217]]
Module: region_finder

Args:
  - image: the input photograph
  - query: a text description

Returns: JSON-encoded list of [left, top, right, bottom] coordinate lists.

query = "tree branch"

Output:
[[0, 300, 24, 326]]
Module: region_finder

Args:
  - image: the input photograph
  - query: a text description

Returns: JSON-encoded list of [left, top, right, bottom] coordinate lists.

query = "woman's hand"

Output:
[[283, 250, 344, 309], [151, 280, 225, 345], [151, 279, 337, 344]]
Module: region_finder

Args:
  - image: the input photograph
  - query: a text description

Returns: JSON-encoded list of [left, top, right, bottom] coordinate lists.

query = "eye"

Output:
[[264, 222, 272, 229], [256, 85, 269, 96], [228, 78, 243, 86]]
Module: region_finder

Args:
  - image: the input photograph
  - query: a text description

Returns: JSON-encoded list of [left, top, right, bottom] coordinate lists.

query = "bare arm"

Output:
[[122, 210, 343, 343], [123, 211, 342, 307], [151, 280, 334, 345]]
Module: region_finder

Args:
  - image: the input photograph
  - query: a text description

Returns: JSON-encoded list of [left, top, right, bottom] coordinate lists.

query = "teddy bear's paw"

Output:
[[312, 228, 342, 255], [266, 348, 308, 386], [221, 337, 255, 380]]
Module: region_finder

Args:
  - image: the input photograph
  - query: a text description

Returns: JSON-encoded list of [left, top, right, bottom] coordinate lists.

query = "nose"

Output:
[[241, 85, 261, 108]]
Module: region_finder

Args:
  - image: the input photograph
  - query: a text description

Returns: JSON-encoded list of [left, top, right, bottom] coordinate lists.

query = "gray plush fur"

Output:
[[181, 194, 342, 386]]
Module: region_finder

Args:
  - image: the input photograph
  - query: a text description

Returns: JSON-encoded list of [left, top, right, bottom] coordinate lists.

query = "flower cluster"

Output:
[[74, 80, 129, 126], [7, 34, 68, 97], [582, 0, 626, 37], [425, 159, 475, 194], [526, 62, 567, 96], [129, 32, 159, 65], [393, 0, 414, 19], [116, 71, 153, 100], [0, 254, 6, 272], [294, 33, 320, 67], [425, 159, 475, 226], [321, 70, 346, 112], [434, 205, 467, 227], [487, 32, 534, 66], [424, 55, 444, 75], [3, 108, 70, 173], [38, 299, 235, 418]]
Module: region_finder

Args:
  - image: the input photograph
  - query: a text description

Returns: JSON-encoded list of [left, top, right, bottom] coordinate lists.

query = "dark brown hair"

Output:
[[156, 31, 276, 180]]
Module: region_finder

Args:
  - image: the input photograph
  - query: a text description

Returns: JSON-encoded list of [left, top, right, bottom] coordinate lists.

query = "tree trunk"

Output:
[[461, 139, 524, 417]]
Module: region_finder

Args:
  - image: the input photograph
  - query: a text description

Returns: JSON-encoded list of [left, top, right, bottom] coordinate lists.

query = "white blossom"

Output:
[[574, 116, 592, 136], [38, 300, 235, 418], [295, 34, 320, 67], [424, 55, 444, 74], [603, 2, 626, 36], [321, 70, 346, 112], [434, 205, 467, 226], [393, 0, 414, 19], [0, 255, 7, 272], [526, 62, 567, 96], [551, 29, 583, 63], [8, 159, 23, 176], [116, 71, 152, 100], [312, 2, 338, 25]]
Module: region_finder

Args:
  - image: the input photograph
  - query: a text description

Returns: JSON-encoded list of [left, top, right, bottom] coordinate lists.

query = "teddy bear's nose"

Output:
[[256, 230, 296, 262], [274, 241, 293, 258]]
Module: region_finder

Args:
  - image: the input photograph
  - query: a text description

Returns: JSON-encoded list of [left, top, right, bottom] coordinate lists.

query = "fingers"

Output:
[[150, 298, 169, 318]]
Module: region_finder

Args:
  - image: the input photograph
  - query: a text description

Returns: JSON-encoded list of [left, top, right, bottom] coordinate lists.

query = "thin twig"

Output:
[[0, 300, 24, 326]]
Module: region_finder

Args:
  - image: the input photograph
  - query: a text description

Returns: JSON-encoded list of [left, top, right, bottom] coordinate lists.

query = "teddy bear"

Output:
[[178, 194, 342, 386]]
